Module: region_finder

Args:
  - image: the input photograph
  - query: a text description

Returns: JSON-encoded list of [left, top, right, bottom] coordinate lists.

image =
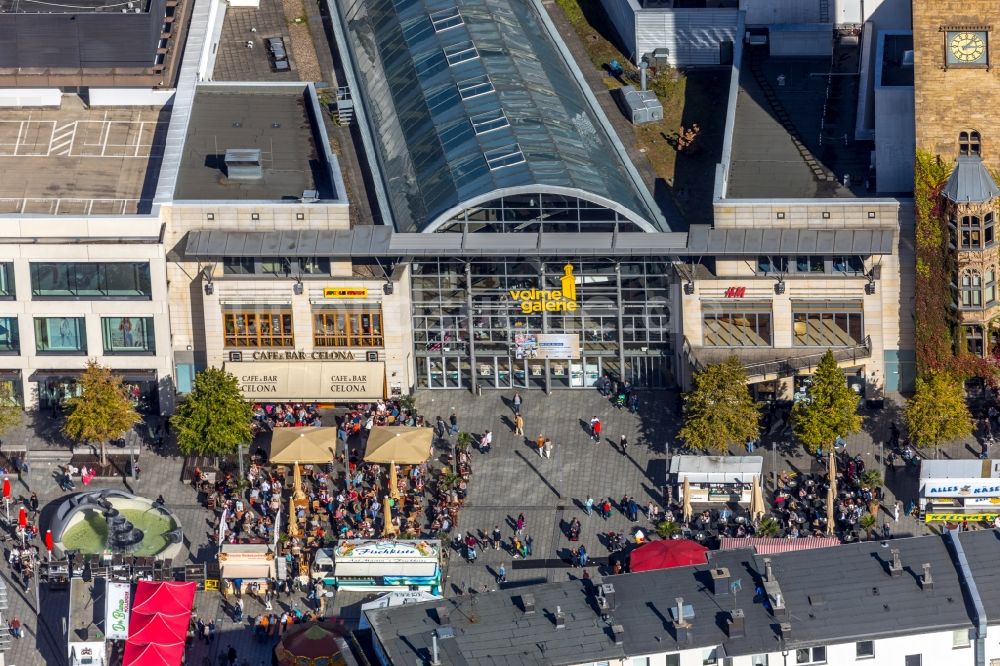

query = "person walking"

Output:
[[619, 435, 628, 455], [578, 545, 588, 567], [590, 416, 601, 442], [535, 432, 544, 457], [512, 392, 522, 415], [515, 513, 525, 535], [227, 645, 237, 666], [600, 498, 612, 520], [543, 438, 553, 459], [491, 525, 502, 550], [893, 501, 900, 523], [515, 413, 524, 436], [627, 497, 639, 522], [449, 410, 459, 436], [9, 617, 21, 639], [584, 496, 594, 516], [479, 430, 492, 454], [497, 564, 507, 584], [436, 416, 447, 441]]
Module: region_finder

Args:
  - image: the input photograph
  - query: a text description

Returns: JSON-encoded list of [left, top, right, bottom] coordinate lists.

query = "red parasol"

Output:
[[629, 539, 709, 572], [17, 506, 26, 528], [44, 530, 53, 552], [2, 478, 9, 500]]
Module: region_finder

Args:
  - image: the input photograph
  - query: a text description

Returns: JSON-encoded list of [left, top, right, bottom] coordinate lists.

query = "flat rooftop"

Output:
[[174, 87, 334, 201], [727, 48, 873, 199], [0, 99, 166, 215], [0, 0, 152, 11]]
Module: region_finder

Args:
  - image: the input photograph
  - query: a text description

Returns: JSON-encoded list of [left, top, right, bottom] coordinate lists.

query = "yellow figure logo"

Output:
[[560, 263, 576, 301]]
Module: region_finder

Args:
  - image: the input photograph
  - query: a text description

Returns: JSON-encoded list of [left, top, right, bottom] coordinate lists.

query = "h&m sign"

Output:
[[724, 287, 746, 298]]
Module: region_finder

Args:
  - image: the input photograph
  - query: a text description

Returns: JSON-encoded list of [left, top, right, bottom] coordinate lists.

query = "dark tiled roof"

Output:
[[368, 532, 988, 665]]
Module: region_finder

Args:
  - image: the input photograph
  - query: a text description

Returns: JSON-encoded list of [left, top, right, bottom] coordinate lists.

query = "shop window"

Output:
[[796, 647, 826, 664], [702, 302, 772, 347], [223, 258, 255, 275], [101, 317, 155, 354], [313, 306, 383, 348], [832, 256, 865, 274], [34, 317, 87, 354], [796, 256, 825, 273], [792, 301, 864, 347], [0, 316, 18, 354], [961, 216, 984, 249], [30, 262, 152, 299], [223, 309, 293, 348], [0, 263, 13, 299], [962, 269, 983, 307]]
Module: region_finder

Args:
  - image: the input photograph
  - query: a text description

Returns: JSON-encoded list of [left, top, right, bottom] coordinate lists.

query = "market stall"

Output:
[[669, 456, 763, 505], [219, 543, 276, 593], [919, 459, 1000, 523], [314, 539, 441, 593]]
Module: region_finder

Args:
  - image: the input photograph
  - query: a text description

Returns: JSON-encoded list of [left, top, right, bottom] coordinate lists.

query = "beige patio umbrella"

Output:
[[382, 496, 396, 537], [750, 474, 765, 523], [826, 480, 836, 535], [287, 494, 299, 537], [269, 427, 338, 464], [682, 477, 693, 523], [292, 461, 306, 500], [364, 427, 433, 465], [828, 450, 838, 499], [388, 461, 400, 500]]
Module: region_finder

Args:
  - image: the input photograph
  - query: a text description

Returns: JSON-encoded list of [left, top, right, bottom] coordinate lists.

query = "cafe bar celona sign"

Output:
[[509, 264, 578, 314], [229, 361, 384, 401]]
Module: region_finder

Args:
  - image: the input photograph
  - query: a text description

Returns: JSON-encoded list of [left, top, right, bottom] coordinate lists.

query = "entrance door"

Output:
[[496, 356, 513, 389]]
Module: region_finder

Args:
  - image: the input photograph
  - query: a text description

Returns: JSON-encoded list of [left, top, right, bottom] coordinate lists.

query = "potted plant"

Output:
[[655, 520, 681, 540], [456, 432, 473, 452], [755, 516, 782, 537], [859, 513, 877, 540], [860, 470, 883, 515]]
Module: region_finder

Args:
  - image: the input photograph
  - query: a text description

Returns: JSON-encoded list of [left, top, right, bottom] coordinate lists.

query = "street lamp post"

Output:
[[238, 442, 246, 480]]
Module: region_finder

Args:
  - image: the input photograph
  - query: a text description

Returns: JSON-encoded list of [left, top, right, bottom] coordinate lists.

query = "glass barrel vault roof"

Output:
[[338, 0, 665, 232]]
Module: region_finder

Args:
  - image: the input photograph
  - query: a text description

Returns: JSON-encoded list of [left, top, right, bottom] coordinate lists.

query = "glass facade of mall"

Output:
[[412, 258, 675, 390]]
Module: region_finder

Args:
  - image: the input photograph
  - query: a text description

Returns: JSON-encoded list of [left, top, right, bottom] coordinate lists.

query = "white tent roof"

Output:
[[669, 455, 762, 483]]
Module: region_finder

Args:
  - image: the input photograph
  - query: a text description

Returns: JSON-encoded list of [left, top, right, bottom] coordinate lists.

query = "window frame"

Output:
[[953, 628, 972, 649], [223, 308, 294, 348], [795, 646, 827, 665], [0, 316, 19, 355], [101, 317, 156, 355], [30, 262, 152, 300], [34, 316, 87, 354], [0, 263, 14, 300], [313, 306, 384, 348], [856, 640, 875, 659]]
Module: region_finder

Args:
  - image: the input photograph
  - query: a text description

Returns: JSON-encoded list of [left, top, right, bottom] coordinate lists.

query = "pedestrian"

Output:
[[9, 617, 21, 639], [208, 620, 216, 641], [893, 501, 900, 523], [584, 496, 594, 516], [515, 413, 524, 436], [628, 392, 639, 414], [234, 597, 244, 622], [882, 523, 891, 540], [590, 416, 601, 442], [620, 435, 628, 455], [227, 645, 237, 666], [578, 545, 588, 567], [601, 498, 612, 520], [525, 535, 533, 556], [543, 438, 553, 458], [515, 513, 525, 535], [436, 416, 447, 441], [479, 430, 492, 454], [746, 439, 755, 454], [449, 410, 459, 436], [497, 563, 507, 584], [491, 525, 502, 550], [512, 392, 522, 415], [627, 497, 639, 522], [264, 589, 273, 611]]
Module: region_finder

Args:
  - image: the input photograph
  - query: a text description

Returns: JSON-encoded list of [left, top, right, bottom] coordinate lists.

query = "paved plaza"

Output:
[[0, 387, 981, 665]]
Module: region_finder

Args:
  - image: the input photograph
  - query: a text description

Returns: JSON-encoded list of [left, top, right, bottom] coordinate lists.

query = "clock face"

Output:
[[948, 31, 988, 65]]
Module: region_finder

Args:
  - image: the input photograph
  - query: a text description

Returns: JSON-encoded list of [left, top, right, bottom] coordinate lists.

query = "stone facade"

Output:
[[913, 2, 1000, 167]]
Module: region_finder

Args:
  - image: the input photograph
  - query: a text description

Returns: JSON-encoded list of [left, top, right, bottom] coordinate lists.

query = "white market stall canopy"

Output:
[[669, 455, 762, 484]]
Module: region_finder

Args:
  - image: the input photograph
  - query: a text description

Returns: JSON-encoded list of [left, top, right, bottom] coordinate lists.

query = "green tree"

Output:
[[171, 367, 252, 458], [791, 350, 862, 454], [905, 372, 973, 448], [678, 356, 760, 452], [62, 361, 141, 466], [0, 382, 23, 442]]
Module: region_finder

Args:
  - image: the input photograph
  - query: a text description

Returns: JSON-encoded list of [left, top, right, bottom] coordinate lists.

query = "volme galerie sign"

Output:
[[232, 361, 384, 401], [923, 479, 1000, 498], [105, 582, 131, 640], [509, 264, 578, 313]]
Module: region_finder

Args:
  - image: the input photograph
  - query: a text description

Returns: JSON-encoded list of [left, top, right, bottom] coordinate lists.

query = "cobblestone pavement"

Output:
[[0, 388, 985, 664]]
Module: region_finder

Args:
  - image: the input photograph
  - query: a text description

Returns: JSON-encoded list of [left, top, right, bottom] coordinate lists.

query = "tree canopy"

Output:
[[171, 367, 252, 457], [678, 356, 760, 452], [0, 382, 22, 439], [791, 350, 862, 454], [905, 372, 972, 448], [62, 361, 141, 464]]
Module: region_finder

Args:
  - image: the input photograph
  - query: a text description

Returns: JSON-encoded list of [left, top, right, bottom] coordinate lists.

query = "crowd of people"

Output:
[[250, 402, 323, 436]]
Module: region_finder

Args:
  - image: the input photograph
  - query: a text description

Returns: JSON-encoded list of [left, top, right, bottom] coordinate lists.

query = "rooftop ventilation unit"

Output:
[[615, 85, 663, 125], [224, 149, 262, 180]]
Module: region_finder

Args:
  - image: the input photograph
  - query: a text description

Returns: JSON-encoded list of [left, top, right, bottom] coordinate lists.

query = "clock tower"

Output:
[[914, 2, 1000, 356]]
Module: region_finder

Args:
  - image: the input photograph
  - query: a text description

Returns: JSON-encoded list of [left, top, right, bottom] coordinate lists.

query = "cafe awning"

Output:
[[269, 427, 339, 464], [363, 427, 433, 465], [220, 563, 273, 580], [227, 361, 384, 401]]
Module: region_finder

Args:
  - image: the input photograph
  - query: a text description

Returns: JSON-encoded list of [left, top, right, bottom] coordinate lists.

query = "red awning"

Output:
[[718, 537, 840, 554], [131, 581, 197, 616], [630, 539, 709, 572], [122, 581, 197, 666]]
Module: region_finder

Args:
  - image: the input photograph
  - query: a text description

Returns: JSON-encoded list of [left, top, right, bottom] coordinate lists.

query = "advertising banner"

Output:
[[513, 334, 581, 360], [922, 479, 1000, 498], [106, 582, 131, 640]]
